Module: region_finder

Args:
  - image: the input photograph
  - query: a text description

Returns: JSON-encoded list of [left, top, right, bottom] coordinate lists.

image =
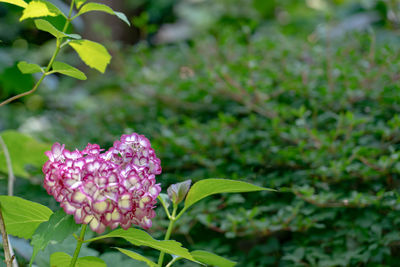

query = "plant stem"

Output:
[[0, 0, 75, 107], [165, 256, 182, 267], [69, 224, 87, 267], [174, 206, 188, 222], [0, 74, 46, 107], [66, 0, 75, 25], [157, 195, 171, 219], [157, 205, 178, 267], [0, 136, 18, 267], [0, 204, 12, 267]]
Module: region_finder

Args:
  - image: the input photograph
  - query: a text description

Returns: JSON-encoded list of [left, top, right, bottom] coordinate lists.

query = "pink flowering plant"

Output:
[[0, 0, 273, 266], [1, 133, 271, 267]]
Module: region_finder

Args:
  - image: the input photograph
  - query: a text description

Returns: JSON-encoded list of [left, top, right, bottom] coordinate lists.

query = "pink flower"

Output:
[[43, 133, 162, 233]]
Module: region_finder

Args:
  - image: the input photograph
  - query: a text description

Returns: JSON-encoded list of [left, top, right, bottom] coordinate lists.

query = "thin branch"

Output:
[[216, 72, 277, 119], [293, 190, 373, 209], [0, 75, 46, 107], [0, 204, 13, 267], [0, 136, 18, 267]]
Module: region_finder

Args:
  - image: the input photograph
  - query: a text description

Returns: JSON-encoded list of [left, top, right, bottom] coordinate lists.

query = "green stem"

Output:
[[66, 0, 75, 24], [69, 224, 87, 267], [0, 0, 75, 107], [165, 256, 182, 267], [157, 195, 171, 219], [174, 206, 188, 222], [45, 40, 62, 72], [157, 205, 178, 267]]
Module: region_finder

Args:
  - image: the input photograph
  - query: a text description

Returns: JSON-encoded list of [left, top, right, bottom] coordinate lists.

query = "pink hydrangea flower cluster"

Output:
[[42, 133, 162, 233]]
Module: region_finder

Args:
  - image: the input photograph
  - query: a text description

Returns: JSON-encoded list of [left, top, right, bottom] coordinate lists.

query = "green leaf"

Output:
[[191, 250, 236, 267], [75, 0, 87, 9], [76, 3, 130, 26], [17, 61, 43, 74], [69, 40, 111, 73], [88, 228, 195, 262], [115, 248, 157, 267], [30, 209, 80, 266], [0, 130, 52, 178], [184, 179, 274, 210], [20, 0, 65, 21], [0, 196, 53, 239], [52, 61, 87, 80], [76, 256, 107, 267], [50, 252, 71, 267], [0, 0, 27, 8], [167, 179, 191, 205], [50, 252, 106, 267], [34, 19, 81, 39]]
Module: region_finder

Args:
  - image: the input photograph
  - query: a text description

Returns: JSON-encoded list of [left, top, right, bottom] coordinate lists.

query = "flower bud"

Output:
[[167, 179, 192, 205]]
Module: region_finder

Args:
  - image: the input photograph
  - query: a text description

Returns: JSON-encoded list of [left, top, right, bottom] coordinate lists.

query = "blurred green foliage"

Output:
[[2, 0, 400, 266]]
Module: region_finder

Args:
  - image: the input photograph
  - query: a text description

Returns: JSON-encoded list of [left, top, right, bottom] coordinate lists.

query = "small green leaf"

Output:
[[191, 250, 236, 267], [184, 179, 274, 210], [17, 61, 43, 74], [30, 209, 80, 266], [50, 252, 106, 267], [34, 19, 81, 39], [167, 179, 192, 205], [20, 0, 65, 21], [76, 256, 107, 267], [0, 0, 27, 8], [76, 3, 130, 26], [0, 196, 53, 239], [115, 248, 157, 267], [69, 39, 111, 73], [0, 130, 52, 178], [52, 61, 87, 80], [88, 228, 195, 262], [75, 0, 87, 9], [50, 252, 71, 267]]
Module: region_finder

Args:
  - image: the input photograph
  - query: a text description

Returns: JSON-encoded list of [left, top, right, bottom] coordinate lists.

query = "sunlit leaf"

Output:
[[17, 61, 43, 74], [77, 2, 130, 26], [0, 130, 51, 178], [52, 61, 87, 80], [184, 179, 274, 210], [69, 40, 111, 73], [75, 256, 107, 267], [30, 209, 80, 266], [0, 0, 27, 8], [20, 0, 65, 21], [191, 250, 236, 267], [50, 252, 71, 267], [75, 0, 87, 9], [0, 196, 52, 239], [115, 248, 157, 267], [34, 19, 81, 39], [88, 228, 195, 262]]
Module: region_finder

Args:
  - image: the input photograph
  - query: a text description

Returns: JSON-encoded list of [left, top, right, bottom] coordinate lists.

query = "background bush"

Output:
[[1, 0, 400, 266]]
